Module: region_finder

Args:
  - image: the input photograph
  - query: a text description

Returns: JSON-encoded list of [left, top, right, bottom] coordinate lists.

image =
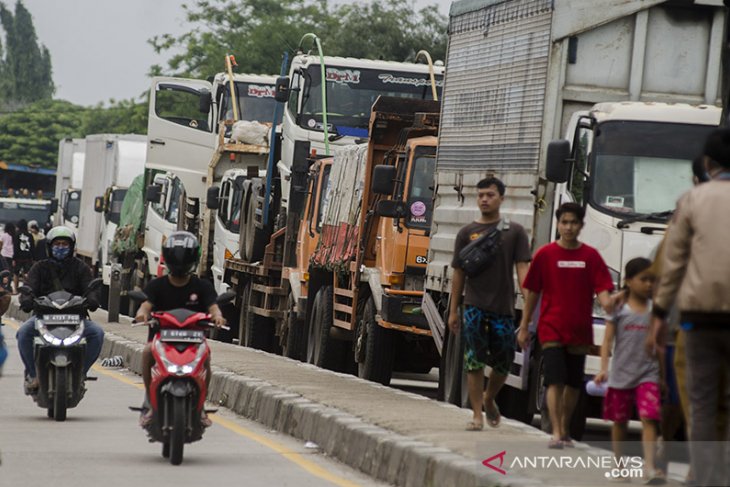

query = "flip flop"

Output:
[[561, 436, 575, 448], [465, 421, 484, 431], [548, 438, 564, 449], [485, 400, 501, 428]]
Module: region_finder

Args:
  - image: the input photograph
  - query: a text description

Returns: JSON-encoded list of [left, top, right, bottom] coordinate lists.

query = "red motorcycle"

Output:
[[129, 291, 233, 465]]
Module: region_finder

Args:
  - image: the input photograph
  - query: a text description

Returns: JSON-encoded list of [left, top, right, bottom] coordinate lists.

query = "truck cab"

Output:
[[59, 189, 82, 234], [142, 73, 279, 281], [274, 55, 443, 212]]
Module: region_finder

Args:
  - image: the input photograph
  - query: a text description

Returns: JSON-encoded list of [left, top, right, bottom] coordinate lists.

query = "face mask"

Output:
[[51, 246, 71, 261]]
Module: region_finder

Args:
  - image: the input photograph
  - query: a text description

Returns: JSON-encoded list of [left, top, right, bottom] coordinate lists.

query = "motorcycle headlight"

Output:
[[36, 321, 62, 346], [154, 340, 207, 376], [62, 323, 85, 346]]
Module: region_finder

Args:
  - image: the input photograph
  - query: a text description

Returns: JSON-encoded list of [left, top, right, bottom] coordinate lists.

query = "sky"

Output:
[[21, 0, 451, 107]]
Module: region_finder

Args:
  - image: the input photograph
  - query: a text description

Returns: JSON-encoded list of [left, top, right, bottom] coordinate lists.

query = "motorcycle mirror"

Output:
[[128, 290, 148, 303], [18, 285, 34, 296], [216, 291, 236, 306]]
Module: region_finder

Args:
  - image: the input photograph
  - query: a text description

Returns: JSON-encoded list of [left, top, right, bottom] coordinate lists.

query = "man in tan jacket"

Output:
[[651, 128, 730, 487]]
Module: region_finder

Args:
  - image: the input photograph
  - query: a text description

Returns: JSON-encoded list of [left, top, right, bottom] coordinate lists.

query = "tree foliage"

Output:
[[149, 0, 447, 78], [0, 0, 54, 108], [0, 98, 148, 168]]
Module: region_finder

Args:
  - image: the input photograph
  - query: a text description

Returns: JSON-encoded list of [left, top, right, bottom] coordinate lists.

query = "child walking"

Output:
[[594, 257, 665, 485]]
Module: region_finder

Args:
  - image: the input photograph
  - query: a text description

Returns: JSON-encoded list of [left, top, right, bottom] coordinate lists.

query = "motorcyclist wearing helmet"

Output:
[[134, 231, 225, 427], [16, 226, 104, 391]]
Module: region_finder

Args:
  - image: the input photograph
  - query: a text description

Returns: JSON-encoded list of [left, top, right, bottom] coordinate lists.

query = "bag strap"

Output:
[[497, 218, 510, 232]]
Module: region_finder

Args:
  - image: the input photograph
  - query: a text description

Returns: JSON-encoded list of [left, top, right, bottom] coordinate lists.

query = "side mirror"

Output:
[[84, 278, 103, 296], [216, 291, 236, 306], [128, 290, 148, 303], [94, 196, 104, 213], [372, 165, 397, 195], [49, 198, 58, 214], [199, 88, 212, 114], [206, 186, 220, 210], [18, 285, 34, 296], [145, 184, 162, 204], [274, 76, 290, 103], [546, 139, 572, 183], [376, 200, 408, 219]]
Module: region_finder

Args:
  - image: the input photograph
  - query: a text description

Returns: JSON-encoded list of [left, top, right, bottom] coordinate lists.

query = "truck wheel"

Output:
[[357, 297, 395, 385], [282, 293, 306, 361], [241, 282, 275, 352], [306, 286, 347, 371], [439, 327, 468, 407]]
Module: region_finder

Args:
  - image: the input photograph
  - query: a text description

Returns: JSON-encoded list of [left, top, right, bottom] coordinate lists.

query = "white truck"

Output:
[[423, 0, 724, 439], [54, 138, 86, 232], [138, 72, 278, 290], [75, 134, 146, 271]]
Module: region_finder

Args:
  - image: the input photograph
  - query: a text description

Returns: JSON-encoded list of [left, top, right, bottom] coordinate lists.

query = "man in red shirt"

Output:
[[518, 202, 613, 448]]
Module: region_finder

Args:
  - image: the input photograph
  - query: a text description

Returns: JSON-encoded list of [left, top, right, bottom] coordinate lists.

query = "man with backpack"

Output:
[[448, 177, 531, 430]]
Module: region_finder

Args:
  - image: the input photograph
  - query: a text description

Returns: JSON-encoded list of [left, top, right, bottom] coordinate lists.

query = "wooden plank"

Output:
[[333, 303, 353, 315], [333, 318, 354, 331], [252, 283, 287, 296], [251, 306, 284, 319], [333, 287, 354, 298]]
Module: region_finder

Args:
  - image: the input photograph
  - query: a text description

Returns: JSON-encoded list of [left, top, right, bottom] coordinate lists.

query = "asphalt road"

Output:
[[0, 321, 388, 487]]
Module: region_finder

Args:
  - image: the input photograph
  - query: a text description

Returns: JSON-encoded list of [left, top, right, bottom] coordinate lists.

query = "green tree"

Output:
[[0, 0, 54, 106], [149, 0, 447, 78], [327, 1, 447, 63], [0, 100, 84, 167], [0, 99, 148, 168]]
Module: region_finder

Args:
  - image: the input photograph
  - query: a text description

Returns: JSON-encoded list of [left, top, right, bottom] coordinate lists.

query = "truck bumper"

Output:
[[380, 293, 430, 335]]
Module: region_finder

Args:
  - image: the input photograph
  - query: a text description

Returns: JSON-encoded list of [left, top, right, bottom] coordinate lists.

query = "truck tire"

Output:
[[306, 286, 347, 371], [357, 297, 395, 386], [438, 327, 468, 407], [282, 292, 306, 361], [243, 181, 268, 263], [240, 282, 276, 352]]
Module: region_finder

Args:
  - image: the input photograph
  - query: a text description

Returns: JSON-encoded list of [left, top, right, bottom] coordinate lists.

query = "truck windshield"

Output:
[[405, 146, 436, 230], [300, 66, 442, 135], [0, 200, 52, 227], [109, 188, 127, 225], [65, 192, 81, 222], [590, 121, 714, 218], [220, 82, 282, 124], [228, 176, 246, 233]]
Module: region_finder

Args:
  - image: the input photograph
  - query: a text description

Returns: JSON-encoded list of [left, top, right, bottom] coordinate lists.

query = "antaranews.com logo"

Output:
[[483, 450, 644, 480]]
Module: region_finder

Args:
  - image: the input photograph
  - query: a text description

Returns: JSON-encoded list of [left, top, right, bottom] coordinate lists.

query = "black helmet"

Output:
[[162, 231, 200, 277]]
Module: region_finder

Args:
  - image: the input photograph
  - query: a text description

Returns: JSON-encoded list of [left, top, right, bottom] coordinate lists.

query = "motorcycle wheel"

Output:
[[169, 396, 185, 465], [53, 367, 67, 422]]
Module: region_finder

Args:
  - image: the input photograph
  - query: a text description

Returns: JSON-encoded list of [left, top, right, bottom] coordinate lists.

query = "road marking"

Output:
[[96, 358, 362, 487], [5, 318, 362, 486]]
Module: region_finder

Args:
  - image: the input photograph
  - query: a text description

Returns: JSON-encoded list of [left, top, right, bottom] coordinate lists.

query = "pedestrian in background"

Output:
[[0, 223, 15, 289], [518, 202, 614, 449], [651, 128, 730, 487], [448, 177, 531, 430], [28, 220, 46, 261], [13, 220, 34, 289], [594, 257, 664, 484]]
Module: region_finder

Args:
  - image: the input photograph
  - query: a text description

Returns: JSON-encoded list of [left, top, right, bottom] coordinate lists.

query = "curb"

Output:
[[8, 297, 537, 487], [103, 330, 492, 487]]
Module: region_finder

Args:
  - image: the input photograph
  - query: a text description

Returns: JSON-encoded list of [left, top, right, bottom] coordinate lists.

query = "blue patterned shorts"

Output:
[[462, 306, 516, 375]]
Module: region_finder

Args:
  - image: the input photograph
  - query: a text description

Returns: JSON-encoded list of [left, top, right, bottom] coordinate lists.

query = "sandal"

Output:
[[485, 400, 501, 428], [548, 438, 564, 449], [561, 436, 575, 448], [200, 410, 212, 428], [465, 421, 484, 431], [139, 409, 153, 427]]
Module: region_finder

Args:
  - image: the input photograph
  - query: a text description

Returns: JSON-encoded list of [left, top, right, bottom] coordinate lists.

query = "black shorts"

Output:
[[542, 346, 585, 388]]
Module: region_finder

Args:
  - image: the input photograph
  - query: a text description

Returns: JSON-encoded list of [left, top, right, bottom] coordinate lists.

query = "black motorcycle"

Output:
[[19, 278, 101, 421]]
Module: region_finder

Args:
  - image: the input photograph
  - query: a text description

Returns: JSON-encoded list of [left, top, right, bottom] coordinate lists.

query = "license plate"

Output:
[[41, 314, 80, 325], [160, 329, 205, 343]]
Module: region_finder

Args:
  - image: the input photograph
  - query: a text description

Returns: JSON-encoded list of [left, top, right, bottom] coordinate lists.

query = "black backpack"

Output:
[[457, 219, 510, 278]]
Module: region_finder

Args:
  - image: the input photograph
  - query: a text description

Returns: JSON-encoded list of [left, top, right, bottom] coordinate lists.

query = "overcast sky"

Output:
[[21, 0, 451, 107]]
